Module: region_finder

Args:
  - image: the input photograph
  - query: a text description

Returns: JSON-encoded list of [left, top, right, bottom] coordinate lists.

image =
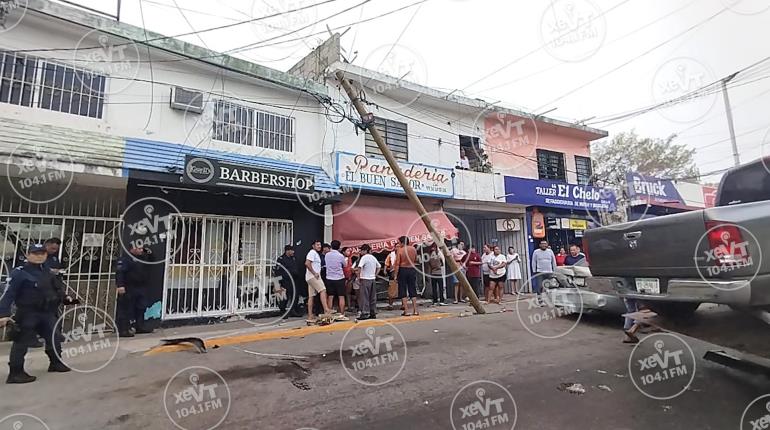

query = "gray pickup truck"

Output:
[[583, 158, 770, 317]]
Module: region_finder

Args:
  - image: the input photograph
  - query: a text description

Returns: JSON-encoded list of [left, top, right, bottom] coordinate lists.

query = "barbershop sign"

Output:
[[504, 176, 616, 212], [183, 155, 315, 194], [336, 152, 454, 198]]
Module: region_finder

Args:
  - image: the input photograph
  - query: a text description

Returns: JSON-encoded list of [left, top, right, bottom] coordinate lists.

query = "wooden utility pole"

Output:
[[335, 71, 485, 314]]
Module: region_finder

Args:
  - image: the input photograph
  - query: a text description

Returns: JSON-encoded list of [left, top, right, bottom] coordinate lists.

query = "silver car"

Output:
[[543, 262, 626, 315]]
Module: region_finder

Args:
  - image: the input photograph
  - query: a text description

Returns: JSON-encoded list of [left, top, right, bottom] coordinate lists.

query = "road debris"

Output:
[[597, 384, 612, 392], [160, 337, 207, 353], [597, 370, 607, 374], [232, 347, 309, 361], [558, 382, 586, 395]]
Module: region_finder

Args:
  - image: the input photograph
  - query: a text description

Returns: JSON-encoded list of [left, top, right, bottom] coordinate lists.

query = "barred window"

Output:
[[365, 117, 408, 161], [39, 62, 105, 118], [213, 99, 294, 152], [575, 155, 593, 185], [536, 149, 566, 181], [0, 50, 105, 119], [0, 51, 37, 107]]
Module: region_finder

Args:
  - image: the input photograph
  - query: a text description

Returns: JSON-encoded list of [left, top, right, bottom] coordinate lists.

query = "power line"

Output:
[[587, 56, 770, 127], [531, 5, 731, 113], [459, 0, 635, 92], [13, 0, 342, 54], [474, 0, 698, 95], [25, 0, 424, 70]]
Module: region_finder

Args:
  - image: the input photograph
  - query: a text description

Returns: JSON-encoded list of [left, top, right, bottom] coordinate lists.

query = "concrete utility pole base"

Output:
[[335, 71, 485, 315]]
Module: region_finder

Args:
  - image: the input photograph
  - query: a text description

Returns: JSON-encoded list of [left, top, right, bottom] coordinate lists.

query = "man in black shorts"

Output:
[[324, 240, 348, 318], [394, 236, 419, 316]]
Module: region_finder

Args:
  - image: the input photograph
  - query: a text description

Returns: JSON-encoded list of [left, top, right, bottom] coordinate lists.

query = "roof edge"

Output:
[[26, 0, 328, 97], [333, 61, 608, 140]]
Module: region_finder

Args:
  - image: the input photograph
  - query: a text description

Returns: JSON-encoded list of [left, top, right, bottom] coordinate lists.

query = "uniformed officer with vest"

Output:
[[115, 247, 154, 337], [0, 244, 72, 384]]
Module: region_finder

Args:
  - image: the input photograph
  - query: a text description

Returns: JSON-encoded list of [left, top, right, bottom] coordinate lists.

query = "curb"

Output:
[[144, 312, 455, 356]]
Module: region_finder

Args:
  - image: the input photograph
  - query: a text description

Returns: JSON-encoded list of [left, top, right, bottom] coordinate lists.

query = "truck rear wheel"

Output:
[[646, 302, 701, 319]]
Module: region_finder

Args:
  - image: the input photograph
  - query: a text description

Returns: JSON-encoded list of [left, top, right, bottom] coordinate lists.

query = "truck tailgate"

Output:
[[585, 210, 706, 278]]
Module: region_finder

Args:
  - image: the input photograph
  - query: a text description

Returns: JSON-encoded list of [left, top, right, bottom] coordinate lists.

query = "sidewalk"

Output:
[[0, 295, 526, 369]]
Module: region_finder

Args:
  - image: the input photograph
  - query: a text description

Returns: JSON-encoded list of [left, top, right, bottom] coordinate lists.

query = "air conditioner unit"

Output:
[[170, 86, 204, 114]]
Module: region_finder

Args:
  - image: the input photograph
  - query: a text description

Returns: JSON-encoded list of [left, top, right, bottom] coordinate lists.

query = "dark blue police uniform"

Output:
[[115, 251, 153, 335], [43, 253, 61, 272], [0, 244, 70, 383]]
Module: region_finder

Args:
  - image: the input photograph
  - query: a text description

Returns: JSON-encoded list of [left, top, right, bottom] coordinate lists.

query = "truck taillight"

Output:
[[704, 221, 750, 266]]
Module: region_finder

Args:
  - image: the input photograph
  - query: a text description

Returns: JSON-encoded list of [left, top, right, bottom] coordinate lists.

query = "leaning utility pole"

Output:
[[335, 71, 485, 315], [721, 72, 741, 167]]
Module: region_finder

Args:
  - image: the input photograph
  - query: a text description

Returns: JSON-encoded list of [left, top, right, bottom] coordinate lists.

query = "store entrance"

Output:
[[162, 214, 293, 320]]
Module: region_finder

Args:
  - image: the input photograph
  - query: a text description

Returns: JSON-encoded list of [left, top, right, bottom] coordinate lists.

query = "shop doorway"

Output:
[[0, 189, 125, 339], [162, 214, 293, 320]]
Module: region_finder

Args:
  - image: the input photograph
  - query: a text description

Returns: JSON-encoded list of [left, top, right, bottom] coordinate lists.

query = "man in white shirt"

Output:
[[305, 240, 332, 322], [356, 244, 381, 320]]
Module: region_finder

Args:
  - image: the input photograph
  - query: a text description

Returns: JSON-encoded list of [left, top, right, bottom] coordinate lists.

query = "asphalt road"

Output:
[[0, 303, 767, 430]]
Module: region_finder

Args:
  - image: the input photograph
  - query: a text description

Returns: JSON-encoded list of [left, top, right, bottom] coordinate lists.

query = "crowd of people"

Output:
[[271, 237, 589, 323]]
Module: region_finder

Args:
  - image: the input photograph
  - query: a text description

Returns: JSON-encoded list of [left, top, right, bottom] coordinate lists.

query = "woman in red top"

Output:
[[555, 247, 567, 266], [465, 245, 483, 298]]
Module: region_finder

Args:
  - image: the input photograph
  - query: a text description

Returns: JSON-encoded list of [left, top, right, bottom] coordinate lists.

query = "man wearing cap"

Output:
[[115, 247, 154, 337], [0, 244, 71, 384]]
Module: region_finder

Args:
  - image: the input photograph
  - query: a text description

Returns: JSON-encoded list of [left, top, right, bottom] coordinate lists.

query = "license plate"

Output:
[[635, 278, 660, 294]]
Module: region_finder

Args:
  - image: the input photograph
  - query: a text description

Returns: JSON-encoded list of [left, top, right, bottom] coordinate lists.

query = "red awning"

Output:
[[333, 195, 458, 253]]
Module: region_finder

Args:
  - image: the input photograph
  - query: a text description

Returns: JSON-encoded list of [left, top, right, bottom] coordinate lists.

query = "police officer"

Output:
[[0, 244, 71, 384], [115, 247, 154, 337], [275, 245, 301, 318], [43, 237, 62, 274]]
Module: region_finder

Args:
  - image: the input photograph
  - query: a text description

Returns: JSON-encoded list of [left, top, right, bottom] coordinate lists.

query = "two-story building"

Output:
[[0, 0, 342, 326], [290, 35, 612, 281]]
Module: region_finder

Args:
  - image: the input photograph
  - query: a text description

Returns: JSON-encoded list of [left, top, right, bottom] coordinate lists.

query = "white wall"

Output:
[[0, 12, 328, 166]]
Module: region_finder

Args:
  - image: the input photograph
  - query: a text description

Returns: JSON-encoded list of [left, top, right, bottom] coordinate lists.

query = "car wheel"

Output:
[[646, 302, 701, 318]]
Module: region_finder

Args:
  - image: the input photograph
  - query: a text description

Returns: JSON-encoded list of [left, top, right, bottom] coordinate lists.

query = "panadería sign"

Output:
[[336, 152, 454, 198]]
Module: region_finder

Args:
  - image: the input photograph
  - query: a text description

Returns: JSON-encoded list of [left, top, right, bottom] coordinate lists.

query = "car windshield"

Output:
[[717, 161, 770, 206]]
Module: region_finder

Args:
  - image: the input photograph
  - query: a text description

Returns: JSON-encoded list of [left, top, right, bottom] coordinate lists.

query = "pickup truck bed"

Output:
[[584, 158, 770, 312]]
